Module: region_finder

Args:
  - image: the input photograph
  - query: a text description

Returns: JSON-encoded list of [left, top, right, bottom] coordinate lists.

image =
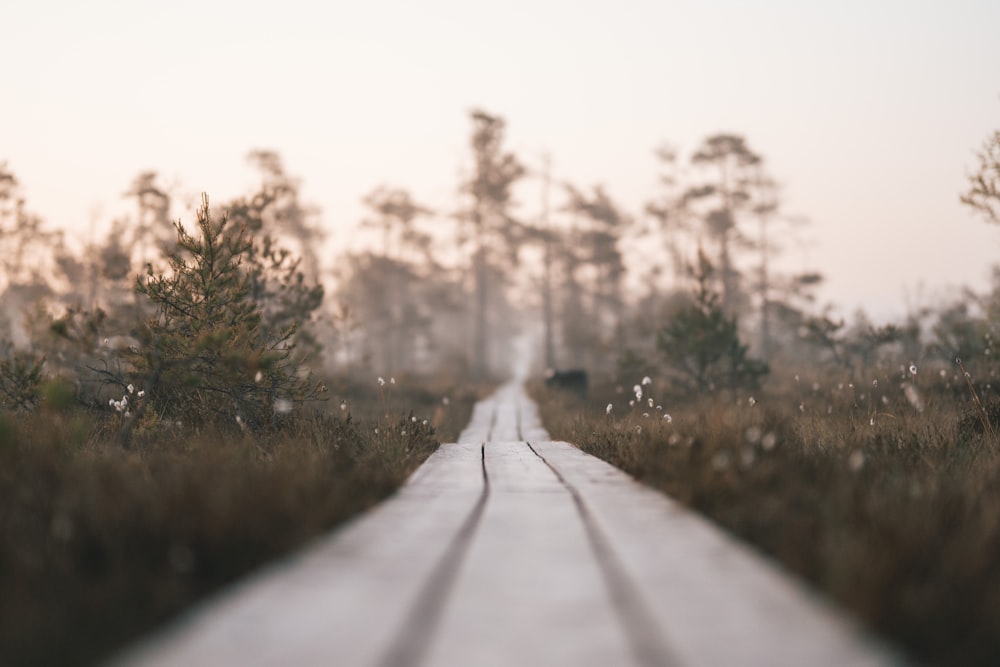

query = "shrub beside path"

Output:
[[112, 382, 905, 666]]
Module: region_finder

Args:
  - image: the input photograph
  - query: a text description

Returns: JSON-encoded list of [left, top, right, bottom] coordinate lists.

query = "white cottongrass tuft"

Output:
[[641, 376, 652, 386], [378, 377, 386, 387], [904, 383, 924, 412], [606, 403, 613, 415], [761, 432, 778, 450]]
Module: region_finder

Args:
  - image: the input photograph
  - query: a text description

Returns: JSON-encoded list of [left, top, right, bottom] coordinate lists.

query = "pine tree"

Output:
[[133, 196, 323, 431], [657, 250, 768, 394], [461, 110, 525, 378]]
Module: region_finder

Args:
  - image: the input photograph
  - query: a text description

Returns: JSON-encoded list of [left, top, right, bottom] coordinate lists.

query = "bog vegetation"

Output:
[[0, 113, 998, 665], [533, 127, 1000, 666], [0, 156, 483, 664]]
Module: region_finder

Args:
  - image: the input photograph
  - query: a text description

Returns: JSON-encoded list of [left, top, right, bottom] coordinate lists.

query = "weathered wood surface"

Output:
[[111, 382, 905, 667]]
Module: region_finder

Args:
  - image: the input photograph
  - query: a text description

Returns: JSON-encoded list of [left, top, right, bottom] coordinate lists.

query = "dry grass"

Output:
[[534, 369, 1000, 666], [0, 376, 478, 667]]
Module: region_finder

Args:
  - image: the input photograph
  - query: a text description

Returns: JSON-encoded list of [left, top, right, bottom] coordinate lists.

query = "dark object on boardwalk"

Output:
[[545, 368, 588, 396]]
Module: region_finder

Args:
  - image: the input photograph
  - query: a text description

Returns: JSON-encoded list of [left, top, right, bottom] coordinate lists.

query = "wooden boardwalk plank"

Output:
[[530, 439, 904, 666], [423, 440, 640, 667], [112, 381, 905, 667], [457, 382, 524, 443], [111, 442, 485, 667]]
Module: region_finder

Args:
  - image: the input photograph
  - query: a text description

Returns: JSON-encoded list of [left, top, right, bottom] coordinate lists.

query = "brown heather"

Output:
[[0, 379, 478, 667], [534, 372, 1000, 667]]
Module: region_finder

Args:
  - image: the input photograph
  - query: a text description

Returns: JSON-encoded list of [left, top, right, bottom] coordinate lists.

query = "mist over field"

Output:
[[3, 2, 1000, 665], [4, 0, 1000, 320]]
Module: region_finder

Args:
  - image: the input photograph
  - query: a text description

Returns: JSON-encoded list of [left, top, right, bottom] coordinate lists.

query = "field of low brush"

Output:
[[533, 363, 1000, 667], [0, 375, 481, 667]]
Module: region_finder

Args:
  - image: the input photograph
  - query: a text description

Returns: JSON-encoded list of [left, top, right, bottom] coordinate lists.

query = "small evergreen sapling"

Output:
[[0, 348, 45, 413], [133, 196, 323, 431], [657, 250, 768, 394]]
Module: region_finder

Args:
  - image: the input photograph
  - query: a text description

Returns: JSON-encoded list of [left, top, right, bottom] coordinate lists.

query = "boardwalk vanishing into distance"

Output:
[[112, 382, 905, 667]]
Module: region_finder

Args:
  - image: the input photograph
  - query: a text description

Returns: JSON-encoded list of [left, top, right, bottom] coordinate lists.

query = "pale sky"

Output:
[[3, 0, 999, 320]]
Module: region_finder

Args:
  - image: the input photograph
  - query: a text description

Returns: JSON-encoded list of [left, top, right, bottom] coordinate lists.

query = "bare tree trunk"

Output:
[[542, 241, 555, 369], [540, 155, 555, 369], [473, 245, 488, 379], [759, 212, 771, 364]]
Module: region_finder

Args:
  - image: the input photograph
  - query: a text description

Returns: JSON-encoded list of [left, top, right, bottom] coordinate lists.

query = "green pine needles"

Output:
[[657, 250, 768, 394], [132, 195, 323, 432]]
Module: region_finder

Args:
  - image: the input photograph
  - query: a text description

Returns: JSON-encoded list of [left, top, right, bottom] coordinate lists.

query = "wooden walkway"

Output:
[[112, 382, 904, 666]]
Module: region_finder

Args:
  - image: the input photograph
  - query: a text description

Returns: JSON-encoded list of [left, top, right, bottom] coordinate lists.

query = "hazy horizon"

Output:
[[4, 0, 999, 321]]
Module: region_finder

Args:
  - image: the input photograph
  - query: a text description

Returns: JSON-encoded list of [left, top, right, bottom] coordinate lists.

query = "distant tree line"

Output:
[[2, 112, 1000, 417]]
